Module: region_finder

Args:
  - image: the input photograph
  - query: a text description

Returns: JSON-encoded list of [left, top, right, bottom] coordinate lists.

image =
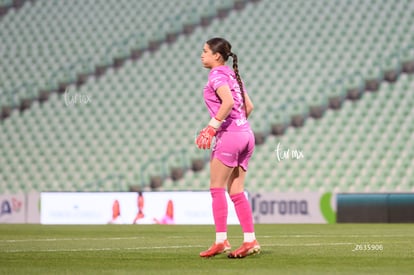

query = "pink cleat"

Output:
[[228, 240, 261, 258], [200, 240, 231, 258]]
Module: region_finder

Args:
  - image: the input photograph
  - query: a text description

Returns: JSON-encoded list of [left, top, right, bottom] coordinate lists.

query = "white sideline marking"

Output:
[[2, 233, 407, 244], [1, 235, 195, 243], [262, 234, 411, 238], [3, 245, 203, 253], [2, 242, 357, 253], [0, 236, 146, 243], [265, 242, 354, 247]]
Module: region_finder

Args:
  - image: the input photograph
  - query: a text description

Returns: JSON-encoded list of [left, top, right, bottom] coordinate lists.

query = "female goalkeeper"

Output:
[[196, 37, 260, 258]]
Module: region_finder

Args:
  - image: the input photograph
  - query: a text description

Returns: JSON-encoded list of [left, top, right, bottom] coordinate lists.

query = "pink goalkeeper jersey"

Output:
[[203, 65, 250, 132]]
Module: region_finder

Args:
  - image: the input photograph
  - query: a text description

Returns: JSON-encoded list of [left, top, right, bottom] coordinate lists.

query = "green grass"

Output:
[[1, 224, 413, 274]]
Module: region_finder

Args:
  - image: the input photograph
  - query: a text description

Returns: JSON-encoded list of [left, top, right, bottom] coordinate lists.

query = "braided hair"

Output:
[[206, 37, 247, 117]]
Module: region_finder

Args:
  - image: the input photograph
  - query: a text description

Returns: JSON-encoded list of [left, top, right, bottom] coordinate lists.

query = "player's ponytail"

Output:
[[206, 37, 247, 117], [229, 52, 247, 118]]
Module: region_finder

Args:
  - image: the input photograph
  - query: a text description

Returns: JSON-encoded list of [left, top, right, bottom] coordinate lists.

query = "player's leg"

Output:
[[200, 158, 234, 257], [210, 158, 234, 242], [227, 166, 261, 258]]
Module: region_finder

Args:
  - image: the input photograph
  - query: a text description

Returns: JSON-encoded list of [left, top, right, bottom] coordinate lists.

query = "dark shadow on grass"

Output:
[[199, 250, 269, 261]]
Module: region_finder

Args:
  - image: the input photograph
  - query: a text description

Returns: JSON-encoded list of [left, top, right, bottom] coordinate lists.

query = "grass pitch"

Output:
[[0, 224, 413, 274]]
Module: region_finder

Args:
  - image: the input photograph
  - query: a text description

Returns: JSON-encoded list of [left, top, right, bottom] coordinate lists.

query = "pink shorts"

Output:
[[211, 130, 255, 171]]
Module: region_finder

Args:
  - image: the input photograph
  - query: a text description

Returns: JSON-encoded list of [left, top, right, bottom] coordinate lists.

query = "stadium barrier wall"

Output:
[[39, 191, 337, 224], [4, 192, 413, 224], [39, 191, 243, 225], [1, 191, 337, 224], [337, 193, 414, 223], [0, 192, 40, 223], [249, 192, 336, 224]]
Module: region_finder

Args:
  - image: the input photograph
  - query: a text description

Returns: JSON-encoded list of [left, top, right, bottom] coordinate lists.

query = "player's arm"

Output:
[[244, 92, 254, 118], [195, 85, 233, 149], [214, 85, 234, 122]]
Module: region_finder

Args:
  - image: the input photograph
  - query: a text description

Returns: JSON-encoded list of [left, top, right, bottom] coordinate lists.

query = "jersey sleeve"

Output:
[[209, 69, 229, 91]]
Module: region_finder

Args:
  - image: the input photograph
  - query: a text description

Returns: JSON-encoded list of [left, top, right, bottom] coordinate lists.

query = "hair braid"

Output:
[[230, 53, 247, 118]]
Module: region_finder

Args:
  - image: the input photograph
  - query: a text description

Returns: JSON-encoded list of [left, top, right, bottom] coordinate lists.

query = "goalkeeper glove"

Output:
[[195, 117, 222, 149]]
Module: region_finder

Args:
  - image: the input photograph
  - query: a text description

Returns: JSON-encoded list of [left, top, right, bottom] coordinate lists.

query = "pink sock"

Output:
[[231, 192, 254, 233], [210, 188, 228, 233]]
